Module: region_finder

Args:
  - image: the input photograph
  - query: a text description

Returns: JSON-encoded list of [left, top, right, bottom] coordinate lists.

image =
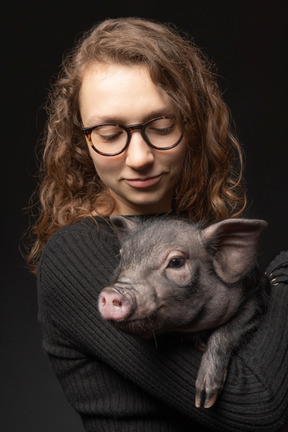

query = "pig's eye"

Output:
[[168, 257, 185, 268]]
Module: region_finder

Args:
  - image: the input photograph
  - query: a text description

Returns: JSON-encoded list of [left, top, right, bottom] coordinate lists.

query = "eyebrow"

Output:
[[84, 108, 174, 127]]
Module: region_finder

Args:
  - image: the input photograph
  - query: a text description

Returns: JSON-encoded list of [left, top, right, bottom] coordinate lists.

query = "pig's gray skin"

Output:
[[98, 216, 270, 409]]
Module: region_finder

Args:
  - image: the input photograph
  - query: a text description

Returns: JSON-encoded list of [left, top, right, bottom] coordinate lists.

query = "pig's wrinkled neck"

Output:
[[191, 292, 243, 332]]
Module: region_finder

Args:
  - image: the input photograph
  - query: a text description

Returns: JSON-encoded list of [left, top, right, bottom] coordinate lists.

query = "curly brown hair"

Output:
[[26, 17, 246, 273]]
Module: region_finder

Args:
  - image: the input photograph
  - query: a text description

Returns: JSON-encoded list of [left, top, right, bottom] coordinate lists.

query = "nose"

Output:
[[125, 130, 154, 170], [98, 287, 132, 321]]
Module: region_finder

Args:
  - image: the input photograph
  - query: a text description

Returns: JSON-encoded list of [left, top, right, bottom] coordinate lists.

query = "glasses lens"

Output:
[[144, 117, 183, 149], [90, 124, 128, 155]]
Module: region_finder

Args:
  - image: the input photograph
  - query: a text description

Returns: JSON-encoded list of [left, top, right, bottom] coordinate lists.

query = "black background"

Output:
[[2, 1, 287, 431]]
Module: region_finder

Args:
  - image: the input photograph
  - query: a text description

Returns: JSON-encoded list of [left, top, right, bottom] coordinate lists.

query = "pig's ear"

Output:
[[109, 215, 141, 242], [202, 219, 268, 284]]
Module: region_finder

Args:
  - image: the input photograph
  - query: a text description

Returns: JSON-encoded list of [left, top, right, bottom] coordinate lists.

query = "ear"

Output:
[[202, 219, 268, 283], [109, 215, 141, 242]]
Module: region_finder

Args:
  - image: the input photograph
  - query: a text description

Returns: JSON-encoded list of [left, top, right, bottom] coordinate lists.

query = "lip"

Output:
[[124, 175, 162, 189]]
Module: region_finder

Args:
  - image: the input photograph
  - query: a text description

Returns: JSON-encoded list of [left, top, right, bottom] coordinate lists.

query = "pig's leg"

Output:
[[195, 299, 263, 408]]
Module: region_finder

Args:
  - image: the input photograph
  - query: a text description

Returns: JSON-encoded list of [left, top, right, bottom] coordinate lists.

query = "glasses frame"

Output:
[[82, 116, 186, 157]]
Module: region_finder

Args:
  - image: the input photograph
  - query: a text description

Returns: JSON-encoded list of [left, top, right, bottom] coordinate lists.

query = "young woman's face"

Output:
[[79, 63, 187, 215]]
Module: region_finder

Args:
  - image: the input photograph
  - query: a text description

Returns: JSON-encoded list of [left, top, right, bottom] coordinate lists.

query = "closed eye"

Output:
[[151, 128, 173, 136], [98, 132, 122, 141], [93, 125, 125, 142], [148, 124, 176, 136], [146, 117, 176, 136]]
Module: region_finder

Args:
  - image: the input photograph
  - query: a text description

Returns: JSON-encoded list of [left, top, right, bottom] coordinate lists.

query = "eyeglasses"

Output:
[[82, 116, 186, 157]]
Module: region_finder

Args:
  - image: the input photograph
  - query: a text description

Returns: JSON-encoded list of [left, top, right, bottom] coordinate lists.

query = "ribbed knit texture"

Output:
[[37, 216, 288, 431]]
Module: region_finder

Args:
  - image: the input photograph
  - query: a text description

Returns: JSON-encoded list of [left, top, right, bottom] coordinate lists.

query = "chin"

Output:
[[129, 195, 172, 213]]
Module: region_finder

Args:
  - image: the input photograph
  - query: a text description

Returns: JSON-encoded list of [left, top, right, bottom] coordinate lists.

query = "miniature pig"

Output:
[[98, 215, 270, 408]]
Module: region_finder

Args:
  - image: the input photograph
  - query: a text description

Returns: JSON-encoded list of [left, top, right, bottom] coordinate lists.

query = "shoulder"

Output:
[[37, 216, 121, 290], [41, 216, 119, 260], [45, 216, 116, 246]]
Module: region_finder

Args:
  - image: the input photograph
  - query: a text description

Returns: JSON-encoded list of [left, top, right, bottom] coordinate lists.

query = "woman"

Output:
[[27, 18, 288, 431]]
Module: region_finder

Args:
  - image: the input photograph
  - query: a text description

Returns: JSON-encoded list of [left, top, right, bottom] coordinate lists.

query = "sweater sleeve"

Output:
[[37, 217, 288, 432]]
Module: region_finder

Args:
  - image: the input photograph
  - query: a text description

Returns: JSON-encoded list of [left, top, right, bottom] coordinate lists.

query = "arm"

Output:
[[38, 217, 199, 432], [38, 217, 288, 431]]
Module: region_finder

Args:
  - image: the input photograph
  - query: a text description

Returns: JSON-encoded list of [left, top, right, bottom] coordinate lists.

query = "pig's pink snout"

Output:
[[98, 287, 132, 321]]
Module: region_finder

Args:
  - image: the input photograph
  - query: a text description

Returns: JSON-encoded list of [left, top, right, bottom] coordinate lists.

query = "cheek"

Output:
[[165, 267, 192, 286], [87, 145, 124, 181], [167, 141, 187, 170]]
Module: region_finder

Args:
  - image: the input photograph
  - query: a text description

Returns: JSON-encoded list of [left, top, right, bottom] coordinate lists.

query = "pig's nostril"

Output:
[[101, 296, 106, 306], [99, 288, 132, 320], [112, 299, 122, 308]]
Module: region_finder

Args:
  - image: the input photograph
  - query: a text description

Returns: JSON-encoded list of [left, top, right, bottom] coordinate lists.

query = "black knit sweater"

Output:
[[37, 215, 288, 431]]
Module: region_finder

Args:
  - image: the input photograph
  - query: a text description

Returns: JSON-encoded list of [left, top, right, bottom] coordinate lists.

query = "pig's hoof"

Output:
[[195, 366, 227, 408], [195, 389, 219, 408]]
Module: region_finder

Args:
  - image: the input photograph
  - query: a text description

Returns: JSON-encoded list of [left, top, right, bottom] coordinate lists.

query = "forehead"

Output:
[[124, 219, 200, 253], [79, 63, 172, 125]]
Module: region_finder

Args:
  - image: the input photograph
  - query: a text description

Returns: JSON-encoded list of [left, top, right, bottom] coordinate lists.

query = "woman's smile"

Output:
[[124, 174, 163, 189]]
